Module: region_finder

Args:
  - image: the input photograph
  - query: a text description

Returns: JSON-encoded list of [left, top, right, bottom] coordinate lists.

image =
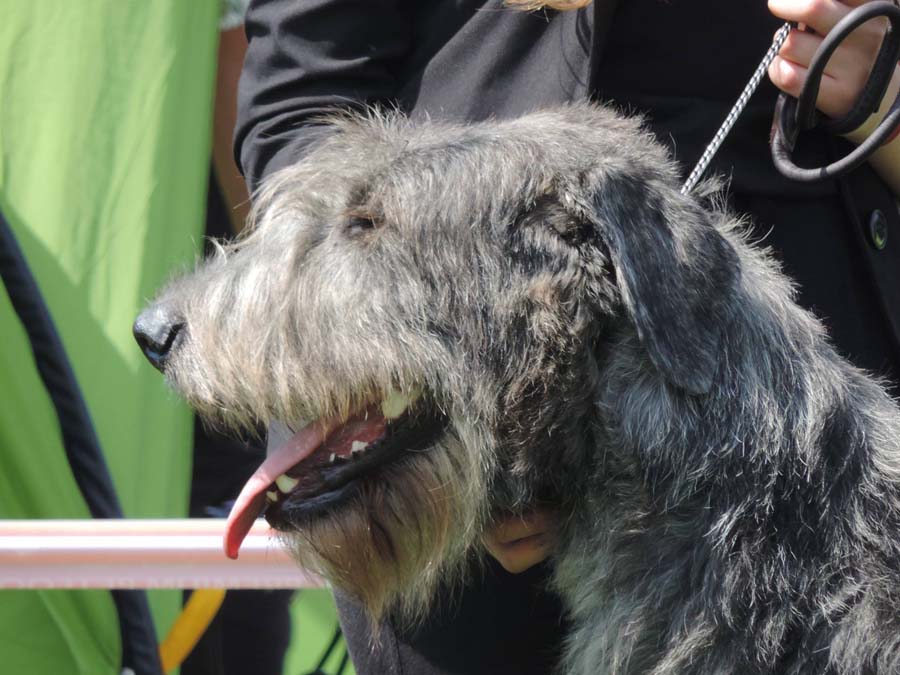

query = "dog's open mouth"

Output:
[[224, 389, 448, 558]]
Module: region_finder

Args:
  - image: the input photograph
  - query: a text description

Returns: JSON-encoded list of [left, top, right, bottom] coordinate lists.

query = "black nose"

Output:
[[133, 305, 185, 372]]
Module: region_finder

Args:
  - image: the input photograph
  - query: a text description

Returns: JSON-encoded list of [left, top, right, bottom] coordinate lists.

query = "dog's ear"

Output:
[[570, 171, 740, 395]]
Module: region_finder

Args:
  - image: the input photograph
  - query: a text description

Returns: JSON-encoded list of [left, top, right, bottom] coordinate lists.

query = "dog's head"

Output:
[[134, 104, 739, 622]]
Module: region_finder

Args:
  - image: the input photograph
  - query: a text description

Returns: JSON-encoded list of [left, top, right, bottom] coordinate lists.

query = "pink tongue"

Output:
[[224, 406, 390, 559], [225, 418, 336, 559]]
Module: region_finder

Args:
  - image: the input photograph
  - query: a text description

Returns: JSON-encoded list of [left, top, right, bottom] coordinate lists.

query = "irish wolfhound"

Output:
[[134, 104, 900, 674]]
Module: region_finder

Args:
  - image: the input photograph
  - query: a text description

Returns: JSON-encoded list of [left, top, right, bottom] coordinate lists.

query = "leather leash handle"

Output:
[[771, 1, 900, 182]]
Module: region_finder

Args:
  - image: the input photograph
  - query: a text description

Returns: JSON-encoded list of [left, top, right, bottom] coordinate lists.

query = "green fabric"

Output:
[[285, 591, 357, 675], [0, 2, 219, 673]]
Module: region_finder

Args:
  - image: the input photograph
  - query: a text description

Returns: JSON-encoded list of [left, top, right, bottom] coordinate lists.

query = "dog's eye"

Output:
[[344, 208, 381, 235], [347, 215, 377, 231]]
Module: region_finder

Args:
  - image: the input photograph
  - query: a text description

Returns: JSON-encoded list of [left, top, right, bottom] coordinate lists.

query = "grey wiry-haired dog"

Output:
[[135, 104, 900, 674]]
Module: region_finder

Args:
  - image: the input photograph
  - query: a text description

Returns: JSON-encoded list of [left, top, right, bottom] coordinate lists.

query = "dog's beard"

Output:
[[277, 443, 482, 626]]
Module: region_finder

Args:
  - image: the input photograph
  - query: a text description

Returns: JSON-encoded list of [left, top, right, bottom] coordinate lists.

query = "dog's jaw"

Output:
[[224, 388, 442, 558]]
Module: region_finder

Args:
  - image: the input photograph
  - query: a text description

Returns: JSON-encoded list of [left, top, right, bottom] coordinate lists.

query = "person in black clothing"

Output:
[[233, 2, 900, 673]]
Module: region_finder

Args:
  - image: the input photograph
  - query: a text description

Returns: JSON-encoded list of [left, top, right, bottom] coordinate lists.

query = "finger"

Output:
[[778, 27, 872, 78], [770, 0, 891, 41], [488, 510, 556, 544], [482, 509, 557, 573], [781, 26, 828, 65], [841, 0, 884, 8], [483, 532, 554, 574], [769, 54, 859, 118], [781, 17, 887, 60], [768, 0, 852, 36]]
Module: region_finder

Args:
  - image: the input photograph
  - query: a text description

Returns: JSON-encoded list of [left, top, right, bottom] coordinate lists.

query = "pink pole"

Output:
[[0, 519, 322, 589]]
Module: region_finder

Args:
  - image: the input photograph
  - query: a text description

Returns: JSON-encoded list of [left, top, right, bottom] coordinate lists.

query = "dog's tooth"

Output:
[[350, 441, 368, 454], [381, 389, 410, 419], [329, 453, 337, 464], [275, 474, 299, 493], [265, 490, 279, 503]]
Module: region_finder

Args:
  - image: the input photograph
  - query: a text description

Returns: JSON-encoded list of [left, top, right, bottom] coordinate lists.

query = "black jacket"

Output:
[[235, 2, 900, 673]]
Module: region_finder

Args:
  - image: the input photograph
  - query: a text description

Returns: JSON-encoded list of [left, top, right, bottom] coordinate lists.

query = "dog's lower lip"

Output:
[[263, 478, 362, 531], [265, 402, 450, 523], [265, 478, 363, 526]]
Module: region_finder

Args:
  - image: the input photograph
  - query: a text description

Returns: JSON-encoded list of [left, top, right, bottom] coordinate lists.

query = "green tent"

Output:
[[0, 4, 349, 673], [0, 2, 215, 672]]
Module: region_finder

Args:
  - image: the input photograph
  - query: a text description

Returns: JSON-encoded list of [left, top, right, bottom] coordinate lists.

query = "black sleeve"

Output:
[[235, 0, 412, 190]]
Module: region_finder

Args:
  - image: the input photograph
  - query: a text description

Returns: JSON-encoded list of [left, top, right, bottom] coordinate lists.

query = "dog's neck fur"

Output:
[[553, 227, 900, 675]]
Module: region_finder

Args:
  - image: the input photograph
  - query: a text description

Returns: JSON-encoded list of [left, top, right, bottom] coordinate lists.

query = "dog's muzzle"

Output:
[[133, 304, 185, 372]]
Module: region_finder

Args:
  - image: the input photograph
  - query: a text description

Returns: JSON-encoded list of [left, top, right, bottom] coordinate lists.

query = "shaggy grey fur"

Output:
[[138, 104, 900, 674]]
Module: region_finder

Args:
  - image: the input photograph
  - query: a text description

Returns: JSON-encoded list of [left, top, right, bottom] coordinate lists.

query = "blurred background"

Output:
[[0, 2, 347, 673]]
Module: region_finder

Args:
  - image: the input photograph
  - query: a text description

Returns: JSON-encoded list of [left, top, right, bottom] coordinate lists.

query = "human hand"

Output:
[[767, 0, 900, 124], [482, 508, 558, 574]]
